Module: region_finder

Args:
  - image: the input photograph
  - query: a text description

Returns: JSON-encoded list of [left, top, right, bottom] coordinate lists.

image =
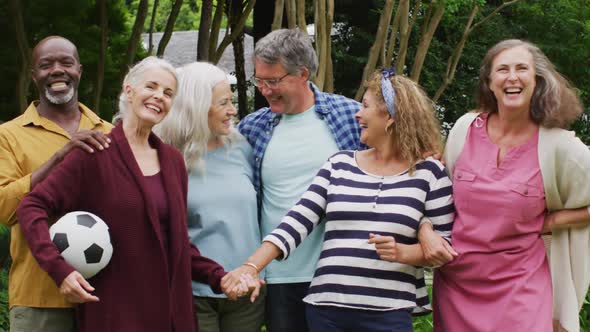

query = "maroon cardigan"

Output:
[[17, 124, 225, 332]]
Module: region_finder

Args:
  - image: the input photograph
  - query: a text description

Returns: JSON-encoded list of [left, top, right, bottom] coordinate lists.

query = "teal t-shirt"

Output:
[[261, 106, 339, 283], [187, 138, 263, 297]]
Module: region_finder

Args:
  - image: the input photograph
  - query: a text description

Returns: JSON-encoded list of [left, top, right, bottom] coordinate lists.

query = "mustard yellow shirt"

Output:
[[0, 102, 113, 309]]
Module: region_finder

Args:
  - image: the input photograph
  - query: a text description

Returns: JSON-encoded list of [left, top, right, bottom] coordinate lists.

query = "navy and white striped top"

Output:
[[264, 151, 454, 314]]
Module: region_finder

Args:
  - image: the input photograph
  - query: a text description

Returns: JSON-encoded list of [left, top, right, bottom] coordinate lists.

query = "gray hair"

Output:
[[254, 28, 318, 78], [153, 62, 240, 173], [478, 39, 582, 129], [112, 56, 177, 124]]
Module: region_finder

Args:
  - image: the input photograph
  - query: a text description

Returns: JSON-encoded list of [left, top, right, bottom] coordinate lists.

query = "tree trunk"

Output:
[[433, 5, 478, 102], [124, 0, 149, 68], [9, 0, 31, 112], [313, 0, 327, 90], [296, 0, 306, 32], [354, 0, 395, 100], [147, 0, 160, 55], [285, 0, 296, 29], [209, 0, 225, 61], [323, 0, 334, 92], [395, 0, 420, 75], [432, 0, 523, 101], [156, 0, 184, 57], [211, 0, 256, 64], [230, 0, 249, 119], [197, 0, 213, 61], [410, 0, 445, 82], [394, 0, 411, 74], [253, 0, 274, 110], [93, 0, 108, 115], [272, 0, 284, 30], [384, 0, 401, 68]]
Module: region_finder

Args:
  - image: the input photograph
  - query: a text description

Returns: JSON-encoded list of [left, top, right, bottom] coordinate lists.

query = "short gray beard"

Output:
[[45, 87, 75, 105]]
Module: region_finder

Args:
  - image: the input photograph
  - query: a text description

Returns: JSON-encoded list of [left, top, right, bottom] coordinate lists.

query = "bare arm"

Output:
[[368, 233, 430, 266], [418, 221, 458, 267], [221, 241, 282, 302], [542, 207, 590, 234]]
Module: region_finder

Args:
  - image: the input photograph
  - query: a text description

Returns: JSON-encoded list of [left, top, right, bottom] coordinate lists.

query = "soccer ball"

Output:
[[49, 211, 113, 279]]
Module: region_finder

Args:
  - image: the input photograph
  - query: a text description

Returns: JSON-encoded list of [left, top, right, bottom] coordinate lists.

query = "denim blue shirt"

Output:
[[237, 82, 363, 194]]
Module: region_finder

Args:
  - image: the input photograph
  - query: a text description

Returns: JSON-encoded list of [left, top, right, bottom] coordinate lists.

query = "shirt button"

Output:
[[457, 173, 462, 179], [524, 189, 528, 195]]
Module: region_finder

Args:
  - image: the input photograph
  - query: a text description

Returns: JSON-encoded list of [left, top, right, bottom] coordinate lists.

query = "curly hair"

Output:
[[366, 71, 443, 173], [478, 39, 583, 129]]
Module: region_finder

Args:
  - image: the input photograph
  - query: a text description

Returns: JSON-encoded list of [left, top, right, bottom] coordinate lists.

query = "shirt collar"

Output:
[[309, 82, 330, 115], [19, 102, 43, 126], [19, 101, 104, 127]]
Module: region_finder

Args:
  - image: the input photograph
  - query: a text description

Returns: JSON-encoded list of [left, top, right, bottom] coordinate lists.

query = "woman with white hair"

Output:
[[155, 62, 265, 332], [18, 57, 227, 332]]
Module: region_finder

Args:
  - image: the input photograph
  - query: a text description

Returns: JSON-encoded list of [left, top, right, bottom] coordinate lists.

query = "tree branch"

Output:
[[354, 0, 396, 100], [213, 0, 257, 63]]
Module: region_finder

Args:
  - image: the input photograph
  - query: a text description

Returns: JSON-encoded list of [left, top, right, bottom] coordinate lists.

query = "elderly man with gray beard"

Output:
[[0, 36, 112, 332]]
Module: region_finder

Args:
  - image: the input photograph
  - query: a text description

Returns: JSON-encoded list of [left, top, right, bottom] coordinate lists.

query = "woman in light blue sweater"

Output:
[[155, 62, 264, 332]]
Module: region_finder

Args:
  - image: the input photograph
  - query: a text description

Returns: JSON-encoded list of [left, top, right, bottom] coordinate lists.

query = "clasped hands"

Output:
[[221, 264, 265, 302]]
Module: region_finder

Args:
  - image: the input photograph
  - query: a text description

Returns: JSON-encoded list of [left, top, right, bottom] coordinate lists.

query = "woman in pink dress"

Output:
[[418, 39, 590, 331]]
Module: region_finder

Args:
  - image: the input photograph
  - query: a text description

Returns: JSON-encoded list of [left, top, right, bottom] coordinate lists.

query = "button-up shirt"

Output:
[[237, 82, 362, 194], [0, 102, 112, 309]]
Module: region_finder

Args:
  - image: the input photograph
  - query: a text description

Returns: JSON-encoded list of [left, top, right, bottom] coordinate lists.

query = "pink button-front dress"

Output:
[[433, 114, 552, 331]]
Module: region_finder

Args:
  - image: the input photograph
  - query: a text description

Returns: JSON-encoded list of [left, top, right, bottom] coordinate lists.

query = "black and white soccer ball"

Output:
[[49, 211, 113, 279]]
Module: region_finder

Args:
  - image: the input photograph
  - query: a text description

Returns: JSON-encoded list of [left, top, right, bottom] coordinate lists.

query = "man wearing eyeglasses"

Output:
[[237, 28, 362, 332]]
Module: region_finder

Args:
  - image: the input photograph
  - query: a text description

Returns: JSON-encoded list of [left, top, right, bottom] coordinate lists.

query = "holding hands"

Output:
[[221, 263, 264, 302]]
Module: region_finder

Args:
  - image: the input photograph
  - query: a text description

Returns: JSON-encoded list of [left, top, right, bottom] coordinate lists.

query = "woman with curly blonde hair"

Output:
[[223, 68, 455, 332]]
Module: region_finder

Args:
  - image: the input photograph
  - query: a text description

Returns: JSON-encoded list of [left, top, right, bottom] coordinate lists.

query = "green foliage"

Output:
[[0, 225, 9, 332], [331, 0, 590, 144], [128, 0, 201, 32], [331, 0, 381, 97], [581, 290, 590, 331], [413, 314, 434, 332], [0, 267, 7, 332], [0, 0, 132, 122], [127, 0, 256, 33]]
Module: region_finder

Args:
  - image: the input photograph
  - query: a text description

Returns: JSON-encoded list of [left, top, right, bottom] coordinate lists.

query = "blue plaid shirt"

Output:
[[238, 82, 362, 194]]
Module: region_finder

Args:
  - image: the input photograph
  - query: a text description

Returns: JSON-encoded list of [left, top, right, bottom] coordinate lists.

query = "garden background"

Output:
[[1, 0, 589, 330]]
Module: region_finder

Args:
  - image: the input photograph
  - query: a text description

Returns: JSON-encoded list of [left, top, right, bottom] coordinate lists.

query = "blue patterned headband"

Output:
[[381, 67, 396, 117]]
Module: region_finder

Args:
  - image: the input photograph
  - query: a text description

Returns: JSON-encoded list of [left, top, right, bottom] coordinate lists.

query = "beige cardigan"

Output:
[[444, 112, 590, 332]]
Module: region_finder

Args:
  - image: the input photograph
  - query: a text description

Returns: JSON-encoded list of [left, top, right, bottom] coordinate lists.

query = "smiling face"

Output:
[[253, 59, 309, 115], [125, 67, 176, 127], [355, 89, 393, 147], [31, 37, 82, 105], [208, 80, 237, 137], [489, 46, 537, 114]]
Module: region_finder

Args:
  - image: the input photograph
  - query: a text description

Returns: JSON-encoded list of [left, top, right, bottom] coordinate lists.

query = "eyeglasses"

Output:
[[250, 73, 290, 89]]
